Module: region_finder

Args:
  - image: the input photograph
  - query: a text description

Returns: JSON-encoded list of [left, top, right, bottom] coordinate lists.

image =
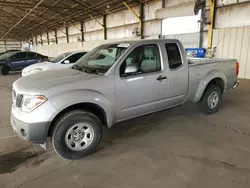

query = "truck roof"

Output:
[[106, 39, 181, 45]]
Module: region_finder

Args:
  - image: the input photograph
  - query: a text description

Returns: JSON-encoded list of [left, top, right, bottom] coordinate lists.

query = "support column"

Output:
[[66, 27, 69, 43], [55, 29, 58, 44], [31, 37, 34, 46], [46, 32, 49, 45], [80, 21, 84, 42], [207, 0, 216, 49], [140, 3, 144, 39], [199, 3, 206, 48], [103, 15, 107, 40], [40, 34, 43, 45], [162, 0, 165, 8], [3, 39, 7, 51], [123, 2, 143, 39]]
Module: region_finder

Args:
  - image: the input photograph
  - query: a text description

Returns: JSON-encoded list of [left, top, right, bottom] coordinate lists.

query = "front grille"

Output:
[[16, 94, 23, 108], [12, 89, 23, 108], [12, 90, 16, 101]]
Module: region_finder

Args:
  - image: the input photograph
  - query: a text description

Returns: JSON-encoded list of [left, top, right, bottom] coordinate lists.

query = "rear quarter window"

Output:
[[165, 43, 182, 69]]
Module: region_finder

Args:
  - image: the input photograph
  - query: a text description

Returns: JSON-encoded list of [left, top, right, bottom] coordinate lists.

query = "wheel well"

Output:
[[207, 78, 225, 93], [48, 103, 108, 136], [1, 64, 10, 69]]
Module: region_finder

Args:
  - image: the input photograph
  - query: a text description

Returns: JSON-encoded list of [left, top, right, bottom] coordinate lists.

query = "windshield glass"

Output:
[[0, 52, 18, 61], [72, 43, 129, 74], [51, 52, 72, 63]]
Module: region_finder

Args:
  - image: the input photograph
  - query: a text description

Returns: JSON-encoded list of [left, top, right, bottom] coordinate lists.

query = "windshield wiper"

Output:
[[72, 65, 101, 74], [72, 64, 81, 70], [91, 65, 110, 72]]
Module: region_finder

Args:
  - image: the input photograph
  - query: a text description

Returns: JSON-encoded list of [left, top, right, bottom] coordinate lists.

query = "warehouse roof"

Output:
[[0, 0, 147, 40]]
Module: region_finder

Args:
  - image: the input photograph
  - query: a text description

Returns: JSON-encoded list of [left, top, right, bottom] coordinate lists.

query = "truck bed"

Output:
[[188, 58, 237, 66], [186, 58, 237, 102]]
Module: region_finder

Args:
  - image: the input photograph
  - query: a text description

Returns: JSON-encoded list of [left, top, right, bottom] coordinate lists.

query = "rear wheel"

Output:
[[52, 110, 102, 160], [0, 65, 10, 75], [197, 85, 222, 114]]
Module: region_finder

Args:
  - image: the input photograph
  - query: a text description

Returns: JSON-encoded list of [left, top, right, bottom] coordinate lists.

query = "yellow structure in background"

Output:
[[123, 1, 142, 37], [207, 0, 215, 49]]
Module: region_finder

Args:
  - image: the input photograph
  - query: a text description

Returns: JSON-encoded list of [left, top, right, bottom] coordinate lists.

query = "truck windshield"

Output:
[[72, 43, 129, 74], [50, 52, 72, 63]]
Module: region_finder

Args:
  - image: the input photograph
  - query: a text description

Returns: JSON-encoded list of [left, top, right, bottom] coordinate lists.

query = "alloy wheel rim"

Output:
[[207, 91, 219, 109]]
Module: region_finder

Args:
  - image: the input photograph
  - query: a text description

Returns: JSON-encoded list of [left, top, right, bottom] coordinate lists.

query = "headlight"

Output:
[[22, 95, 47, 112], [23, 68, 43, 76], [30, 68, 43, 74]]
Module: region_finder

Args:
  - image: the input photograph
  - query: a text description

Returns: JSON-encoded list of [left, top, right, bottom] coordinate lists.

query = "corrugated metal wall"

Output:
[[163, 32, 200, 48], [212, 27, 250, 79], [0, 39, 21, 52]]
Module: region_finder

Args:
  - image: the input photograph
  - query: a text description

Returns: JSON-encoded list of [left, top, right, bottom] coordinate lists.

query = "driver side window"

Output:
[[11, 52, 26, 60], [120, 44, 161, 77]]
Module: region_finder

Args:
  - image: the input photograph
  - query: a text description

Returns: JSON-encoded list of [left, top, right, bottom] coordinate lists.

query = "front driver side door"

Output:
[[115, 43, 170, 120], [10, 52, 27, 70]]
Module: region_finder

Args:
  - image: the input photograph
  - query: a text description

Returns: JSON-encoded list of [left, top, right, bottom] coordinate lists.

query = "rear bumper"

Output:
[[233, 81, 240, 89], [11, 114, 51, 144]]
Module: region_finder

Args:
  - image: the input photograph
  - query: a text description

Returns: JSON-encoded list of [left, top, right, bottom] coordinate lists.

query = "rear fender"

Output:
[[194, 70, 227, 103], [48, 90, 117, 128]]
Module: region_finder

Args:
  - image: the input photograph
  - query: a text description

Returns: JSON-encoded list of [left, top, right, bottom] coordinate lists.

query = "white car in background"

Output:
[[22, 51, 88, 76]]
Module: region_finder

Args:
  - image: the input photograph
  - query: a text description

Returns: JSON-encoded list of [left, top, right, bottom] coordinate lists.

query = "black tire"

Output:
[[0, 65, 10, 75], [197, 85, 222, 114], [52, 110, 102, 160]]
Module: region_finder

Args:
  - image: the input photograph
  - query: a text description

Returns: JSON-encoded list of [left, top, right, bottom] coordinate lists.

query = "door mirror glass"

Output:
[[125, 64, 138, 74], [63, 60, 70, 64]]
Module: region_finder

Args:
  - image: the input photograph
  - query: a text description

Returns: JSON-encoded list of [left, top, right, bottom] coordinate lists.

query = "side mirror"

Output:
[[63, 60, 70, 64], [125, 64, 138, 74]]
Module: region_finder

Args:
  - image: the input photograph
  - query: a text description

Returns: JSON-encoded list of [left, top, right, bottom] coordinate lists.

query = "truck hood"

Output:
[[14, 68, 100, 95]]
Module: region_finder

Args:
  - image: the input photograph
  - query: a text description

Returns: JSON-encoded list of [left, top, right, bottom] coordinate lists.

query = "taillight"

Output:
[[236, 62, 239, 76]]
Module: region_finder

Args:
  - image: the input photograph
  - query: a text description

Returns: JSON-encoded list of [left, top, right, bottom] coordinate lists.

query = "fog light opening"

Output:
[[20, 128, 27, 137]]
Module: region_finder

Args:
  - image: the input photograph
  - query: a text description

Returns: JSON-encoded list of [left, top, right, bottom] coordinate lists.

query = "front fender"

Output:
[[48, 90, 117, 128], [194, 70, 227, 103]]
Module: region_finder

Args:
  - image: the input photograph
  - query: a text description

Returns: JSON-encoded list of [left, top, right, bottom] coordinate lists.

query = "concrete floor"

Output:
[[1, 73, 250, 188]]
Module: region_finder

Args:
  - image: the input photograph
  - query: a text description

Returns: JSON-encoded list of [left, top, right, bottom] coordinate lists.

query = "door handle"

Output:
[[157, 75, 167, 81]]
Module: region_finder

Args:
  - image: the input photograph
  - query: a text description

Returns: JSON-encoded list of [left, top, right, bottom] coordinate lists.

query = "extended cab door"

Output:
[[115, 43, 171, 120], [162, 41, 189, 106]]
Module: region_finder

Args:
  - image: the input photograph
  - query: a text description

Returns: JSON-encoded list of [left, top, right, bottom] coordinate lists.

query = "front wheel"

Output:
[[197, 85, 222, 114], [52, 110, 103, 160]]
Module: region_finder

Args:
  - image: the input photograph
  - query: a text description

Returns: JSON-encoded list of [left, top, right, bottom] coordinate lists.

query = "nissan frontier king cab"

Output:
[[11, 39, 239, 160]]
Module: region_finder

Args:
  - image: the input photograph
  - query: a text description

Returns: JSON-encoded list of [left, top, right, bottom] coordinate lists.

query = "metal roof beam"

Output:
[[0, 1, 86, 11], [22, 0, 121, 37], [0, 0, 44, 39], [71, 0, 103, 16], [16, 0, 63, 30]]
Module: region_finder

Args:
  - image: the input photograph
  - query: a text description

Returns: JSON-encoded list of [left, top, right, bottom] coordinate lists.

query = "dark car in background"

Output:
[[0, 51, 48, 75]]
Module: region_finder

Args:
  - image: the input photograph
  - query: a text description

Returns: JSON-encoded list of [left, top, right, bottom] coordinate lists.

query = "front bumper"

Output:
[[11, 113, 51, 144]]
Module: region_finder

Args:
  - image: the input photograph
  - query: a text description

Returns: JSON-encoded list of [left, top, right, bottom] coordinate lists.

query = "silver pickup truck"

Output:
[[11, 39, 239, 160]]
